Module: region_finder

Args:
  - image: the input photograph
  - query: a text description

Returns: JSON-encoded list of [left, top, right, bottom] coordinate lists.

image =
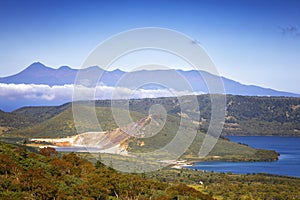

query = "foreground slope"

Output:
[[0, 142, 298, 199], [0, 142, 213, 200]]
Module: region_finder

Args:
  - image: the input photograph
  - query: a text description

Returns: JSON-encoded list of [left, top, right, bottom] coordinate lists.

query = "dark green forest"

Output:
[[1, 95, 299, 137]]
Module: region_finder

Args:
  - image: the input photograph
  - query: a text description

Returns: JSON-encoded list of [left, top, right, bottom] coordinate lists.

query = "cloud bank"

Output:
[[0, 83, 202, 102]]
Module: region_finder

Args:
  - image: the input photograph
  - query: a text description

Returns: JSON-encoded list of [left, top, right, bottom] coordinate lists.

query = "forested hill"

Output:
[[0, 95, 299, 136], [222, 95, 300, 135], [94, 95, 300, 136]]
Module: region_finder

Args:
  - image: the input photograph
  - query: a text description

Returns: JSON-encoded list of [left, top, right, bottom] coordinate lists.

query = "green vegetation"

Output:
[[150, 168, 300, 200], [0, 104, 69, 130], [0, 94, 299, 199], [1, 95, 300, 136], [2, 105, 279, 162], [9, 106, 144, 138], [0, 142, 213, 199], [0, 98, 280, 162], [0, 142, 299, 200], [185, 135, 279, 162], [123, 95, 300, 136], [223, 95, 300, 136], [126, 114, 279, 162]]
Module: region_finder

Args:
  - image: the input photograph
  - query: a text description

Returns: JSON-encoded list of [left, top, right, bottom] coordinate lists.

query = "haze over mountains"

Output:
[[0, 62, 299, 111]]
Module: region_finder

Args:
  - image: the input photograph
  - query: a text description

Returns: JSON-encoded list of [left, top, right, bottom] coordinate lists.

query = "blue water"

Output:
[[188, 136, 300, 178]]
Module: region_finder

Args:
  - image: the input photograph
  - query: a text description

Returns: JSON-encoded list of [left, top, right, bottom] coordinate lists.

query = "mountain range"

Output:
[[0, 62, 299, 111]]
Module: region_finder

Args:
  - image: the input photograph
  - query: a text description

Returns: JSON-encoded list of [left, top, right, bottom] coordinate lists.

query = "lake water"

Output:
[[187, 136, 300, 178]]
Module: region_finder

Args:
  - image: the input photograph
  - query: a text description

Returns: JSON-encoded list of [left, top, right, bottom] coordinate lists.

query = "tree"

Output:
[[39, 147, 58, 157], [19, 168, 57, 199], [51, 159, 72, 176], [0, 154, 15, 177]]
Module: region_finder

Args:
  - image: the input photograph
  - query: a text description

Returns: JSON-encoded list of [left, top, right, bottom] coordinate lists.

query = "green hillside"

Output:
[[94, 95, 300, 136], [1, 94, 297, 162], [223, 95, 300, 135], [2, 95, 300, 136], [0, 104, 70, 134], [0, 109, 28, 130], [12, 103, 70, 123], [13, 106, 144, 138], [5, 105, 278, 162]]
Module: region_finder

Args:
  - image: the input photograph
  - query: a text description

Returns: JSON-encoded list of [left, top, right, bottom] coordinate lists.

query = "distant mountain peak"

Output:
[[32, 61, 44, 65], [58, 66, 72, 70], [27, 62, 46, 68], [81, 66, 104, 72], [113, 68, 122, 72], [25, 62, 53, 72], [0, 61, 299, 112]]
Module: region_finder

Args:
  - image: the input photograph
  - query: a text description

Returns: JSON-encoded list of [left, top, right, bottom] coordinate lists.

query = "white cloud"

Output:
[[0, 83, 202, 102], [0, 83, 74, 101]]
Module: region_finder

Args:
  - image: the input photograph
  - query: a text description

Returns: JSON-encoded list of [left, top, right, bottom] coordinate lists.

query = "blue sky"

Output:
[[0, 0, 300, 93]]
